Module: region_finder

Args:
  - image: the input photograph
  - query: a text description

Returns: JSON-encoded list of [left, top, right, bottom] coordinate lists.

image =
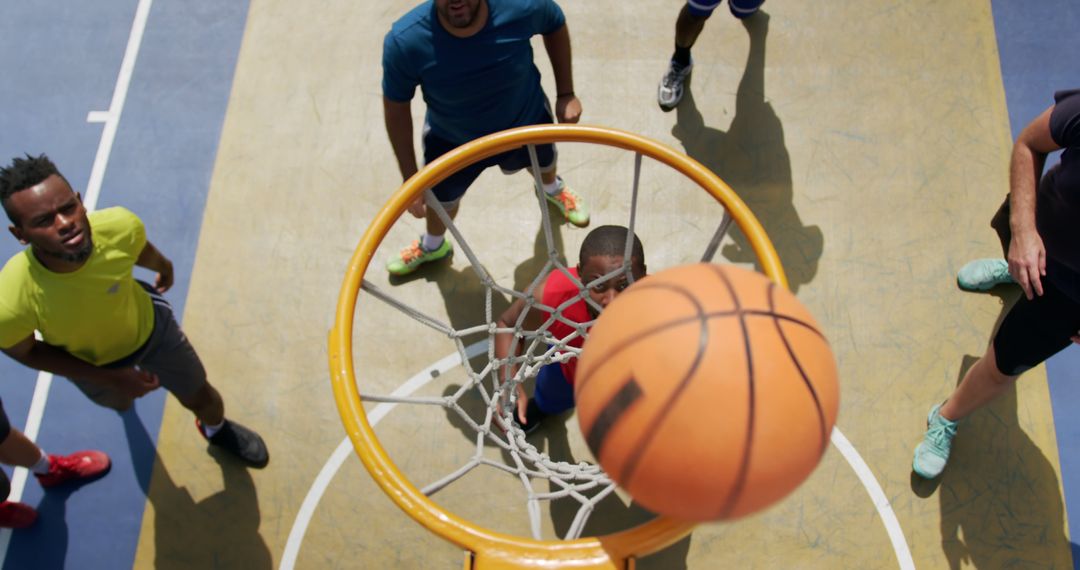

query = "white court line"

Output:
[[279, 341, 487, 570], [282, 342, 915, 569], [831, 429, 915, 569], [0, 0, 154, 564]]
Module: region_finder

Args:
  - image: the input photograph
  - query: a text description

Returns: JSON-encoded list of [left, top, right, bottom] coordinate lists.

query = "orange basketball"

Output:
[[575, 263, 839, 522]]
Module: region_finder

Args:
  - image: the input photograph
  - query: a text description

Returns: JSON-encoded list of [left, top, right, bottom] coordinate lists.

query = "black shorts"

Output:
[[0, 397, 10, 444], [993, 278, 1080, 375], [0, 399, 10, 502], [422, 104, 557, 204]]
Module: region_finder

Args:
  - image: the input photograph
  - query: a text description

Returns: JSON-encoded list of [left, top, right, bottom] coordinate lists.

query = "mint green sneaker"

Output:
[[386, 237, 452, 276], [912, 403, 958, 479], [545, 177, 590, 228], [957, 258, 1014, 291]]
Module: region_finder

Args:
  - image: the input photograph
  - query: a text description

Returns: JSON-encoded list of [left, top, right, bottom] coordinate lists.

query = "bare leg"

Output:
[[541, 169, 557, 186], [0, 429, 44, 468], [938, 343, 1019, 422], [176, 383, 225, 427], [425, 202, 459, 238], [675, 5, 708, 49]]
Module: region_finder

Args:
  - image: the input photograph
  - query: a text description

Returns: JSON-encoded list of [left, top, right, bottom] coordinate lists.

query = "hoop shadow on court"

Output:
[[121, 409, 271, 569], [672, 12, 823, 293], [909, 287, 1072, 568]]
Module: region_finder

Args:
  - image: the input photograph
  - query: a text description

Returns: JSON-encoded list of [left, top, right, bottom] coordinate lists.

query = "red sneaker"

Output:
[[0, 501, 38, 529], [34, 451, 112, 488]]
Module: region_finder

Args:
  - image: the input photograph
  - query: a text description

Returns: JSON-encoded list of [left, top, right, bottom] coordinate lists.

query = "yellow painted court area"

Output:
[[135, 1, 1071, 567]]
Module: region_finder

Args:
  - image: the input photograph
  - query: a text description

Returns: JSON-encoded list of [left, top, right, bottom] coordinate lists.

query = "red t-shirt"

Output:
[[540, 268, 591, 384]]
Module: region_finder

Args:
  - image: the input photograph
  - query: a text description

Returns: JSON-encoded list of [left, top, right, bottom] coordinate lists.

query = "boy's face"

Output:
[[578, 254, 647, 319]]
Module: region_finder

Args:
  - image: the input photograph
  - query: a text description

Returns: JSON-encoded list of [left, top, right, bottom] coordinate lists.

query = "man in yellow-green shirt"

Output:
[[0, 154, 267, 468]]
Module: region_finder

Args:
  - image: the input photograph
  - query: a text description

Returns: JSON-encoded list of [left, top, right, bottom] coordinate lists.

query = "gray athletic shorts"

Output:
[[68, 283, 207, 407]]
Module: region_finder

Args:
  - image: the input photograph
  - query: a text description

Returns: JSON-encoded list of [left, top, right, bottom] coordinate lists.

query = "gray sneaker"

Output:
[[657, 59, 693, 112], [957, 258, 1014, 291]]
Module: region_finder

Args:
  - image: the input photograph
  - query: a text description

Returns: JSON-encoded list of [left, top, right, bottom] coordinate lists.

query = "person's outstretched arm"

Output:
[[542, 24, 581, 124]]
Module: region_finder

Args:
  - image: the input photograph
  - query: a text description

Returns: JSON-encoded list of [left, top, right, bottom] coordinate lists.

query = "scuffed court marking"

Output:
[[282, 342, 914, 569]]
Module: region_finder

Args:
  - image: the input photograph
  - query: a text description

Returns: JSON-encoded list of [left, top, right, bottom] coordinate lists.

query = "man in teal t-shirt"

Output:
[[381, 0, 590, 276], [0, 154, 268, 469]]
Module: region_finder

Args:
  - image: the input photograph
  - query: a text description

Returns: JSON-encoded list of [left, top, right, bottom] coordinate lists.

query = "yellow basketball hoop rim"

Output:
[[329, 124, 786, 568]]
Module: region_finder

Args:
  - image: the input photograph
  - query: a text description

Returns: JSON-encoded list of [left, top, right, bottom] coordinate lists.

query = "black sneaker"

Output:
[[516, 399, 549, 436], [198, 419, 269, 469]]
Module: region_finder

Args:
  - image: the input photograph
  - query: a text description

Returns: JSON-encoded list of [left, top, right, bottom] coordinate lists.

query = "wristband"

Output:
[[556, 91, 575, 98]]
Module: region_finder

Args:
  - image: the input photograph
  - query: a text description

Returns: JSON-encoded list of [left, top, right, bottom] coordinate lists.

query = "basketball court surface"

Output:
[[1, 0, 1079, 568]]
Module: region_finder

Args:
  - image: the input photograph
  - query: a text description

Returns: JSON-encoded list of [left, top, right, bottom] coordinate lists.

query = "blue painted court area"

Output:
[[0, 1, 247, 568], [990, 0, 1080, 565]]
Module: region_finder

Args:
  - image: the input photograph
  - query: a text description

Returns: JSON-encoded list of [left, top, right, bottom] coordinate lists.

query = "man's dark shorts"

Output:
[[68, 284, 207, 408], [423, 105, 557, 204]]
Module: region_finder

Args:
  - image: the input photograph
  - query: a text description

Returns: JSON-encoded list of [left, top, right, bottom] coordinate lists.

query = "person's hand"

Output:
[[1008, 229, 1046, 300], [555, 94, 581, 124], [111, 367, 161, 398], [1070, 331, 1080, 345], [407, 196, 426, 218], [515, 384, 529, 424], [155, 259, 174, 293]]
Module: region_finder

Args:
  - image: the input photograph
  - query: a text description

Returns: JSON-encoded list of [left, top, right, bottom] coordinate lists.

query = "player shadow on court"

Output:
[[121, 409, 272, 569], [908, 288, 1072, 568], [6, 480, 79, 568], [672, 11, 823, 294], [540, 419, 692, 569]]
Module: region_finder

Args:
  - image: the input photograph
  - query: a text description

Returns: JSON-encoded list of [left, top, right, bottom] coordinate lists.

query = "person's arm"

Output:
[[1008, 106, 1061, 300], [1, 335, 159, 398], [542, 24, 581, 124], [136, 240, 174, 293], [495, 280, 548, 423], [383, 96, 425, 218]]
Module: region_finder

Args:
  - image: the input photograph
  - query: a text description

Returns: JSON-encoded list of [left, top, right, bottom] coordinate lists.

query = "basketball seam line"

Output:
[[767, 283, 830, 456], [711, 265, 756, 520], [575, 309, 822, 393]]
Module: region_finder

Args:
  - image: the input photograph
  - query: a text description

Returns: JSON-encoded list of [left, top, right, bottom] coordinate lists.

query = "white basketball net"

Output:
[[357, 145, 731, 541]]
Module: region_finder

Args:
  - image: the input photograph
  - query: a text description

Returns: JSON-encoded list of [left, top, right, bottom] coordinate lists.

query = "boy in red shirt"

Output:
[[495, 225, 646, 432]]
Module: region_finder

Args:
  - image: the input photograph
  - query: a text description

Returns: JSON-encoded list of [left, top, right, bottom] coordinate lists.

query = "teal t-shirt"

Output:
[[382, 0, 565, 144]]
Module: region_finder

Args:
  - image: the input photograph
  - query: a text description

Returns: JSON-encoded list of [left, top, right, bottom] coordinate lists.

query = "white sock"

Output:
[[30, 453, 50, 475], [202, 420, 226, 438], [421, 233, 445, 251], [542, 177, 562, 196]]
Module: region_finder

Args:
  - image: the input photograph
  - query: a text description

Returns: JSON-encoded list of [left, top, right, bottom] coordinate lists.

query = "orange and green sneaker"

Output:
[[386, 236, 453, 276], [545, 177, 590, 228]]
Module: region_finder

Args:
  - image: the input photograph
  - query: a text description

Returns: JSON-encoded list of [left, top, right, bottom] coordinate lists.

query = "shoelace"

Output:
[[553, 190, 578, 211], [663, 64, 689, 88], [399, 241, 425, 263], [987, 263, 1011, 281], [926, 421, 957, 451]]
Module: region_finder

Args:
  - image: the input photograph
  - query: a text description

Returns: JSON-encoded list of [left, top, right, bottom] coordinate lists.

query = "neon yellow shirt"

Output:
[[0, 207, 154, 365]]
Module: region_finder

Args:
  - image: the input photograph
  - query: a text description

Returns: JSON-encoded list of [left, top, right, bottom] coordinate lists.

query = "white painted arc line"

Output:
[[279, 341, 487, 570], [0, 1, 154, 566], [830, 429, 915, 570], [283, 341, 913, 569]]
